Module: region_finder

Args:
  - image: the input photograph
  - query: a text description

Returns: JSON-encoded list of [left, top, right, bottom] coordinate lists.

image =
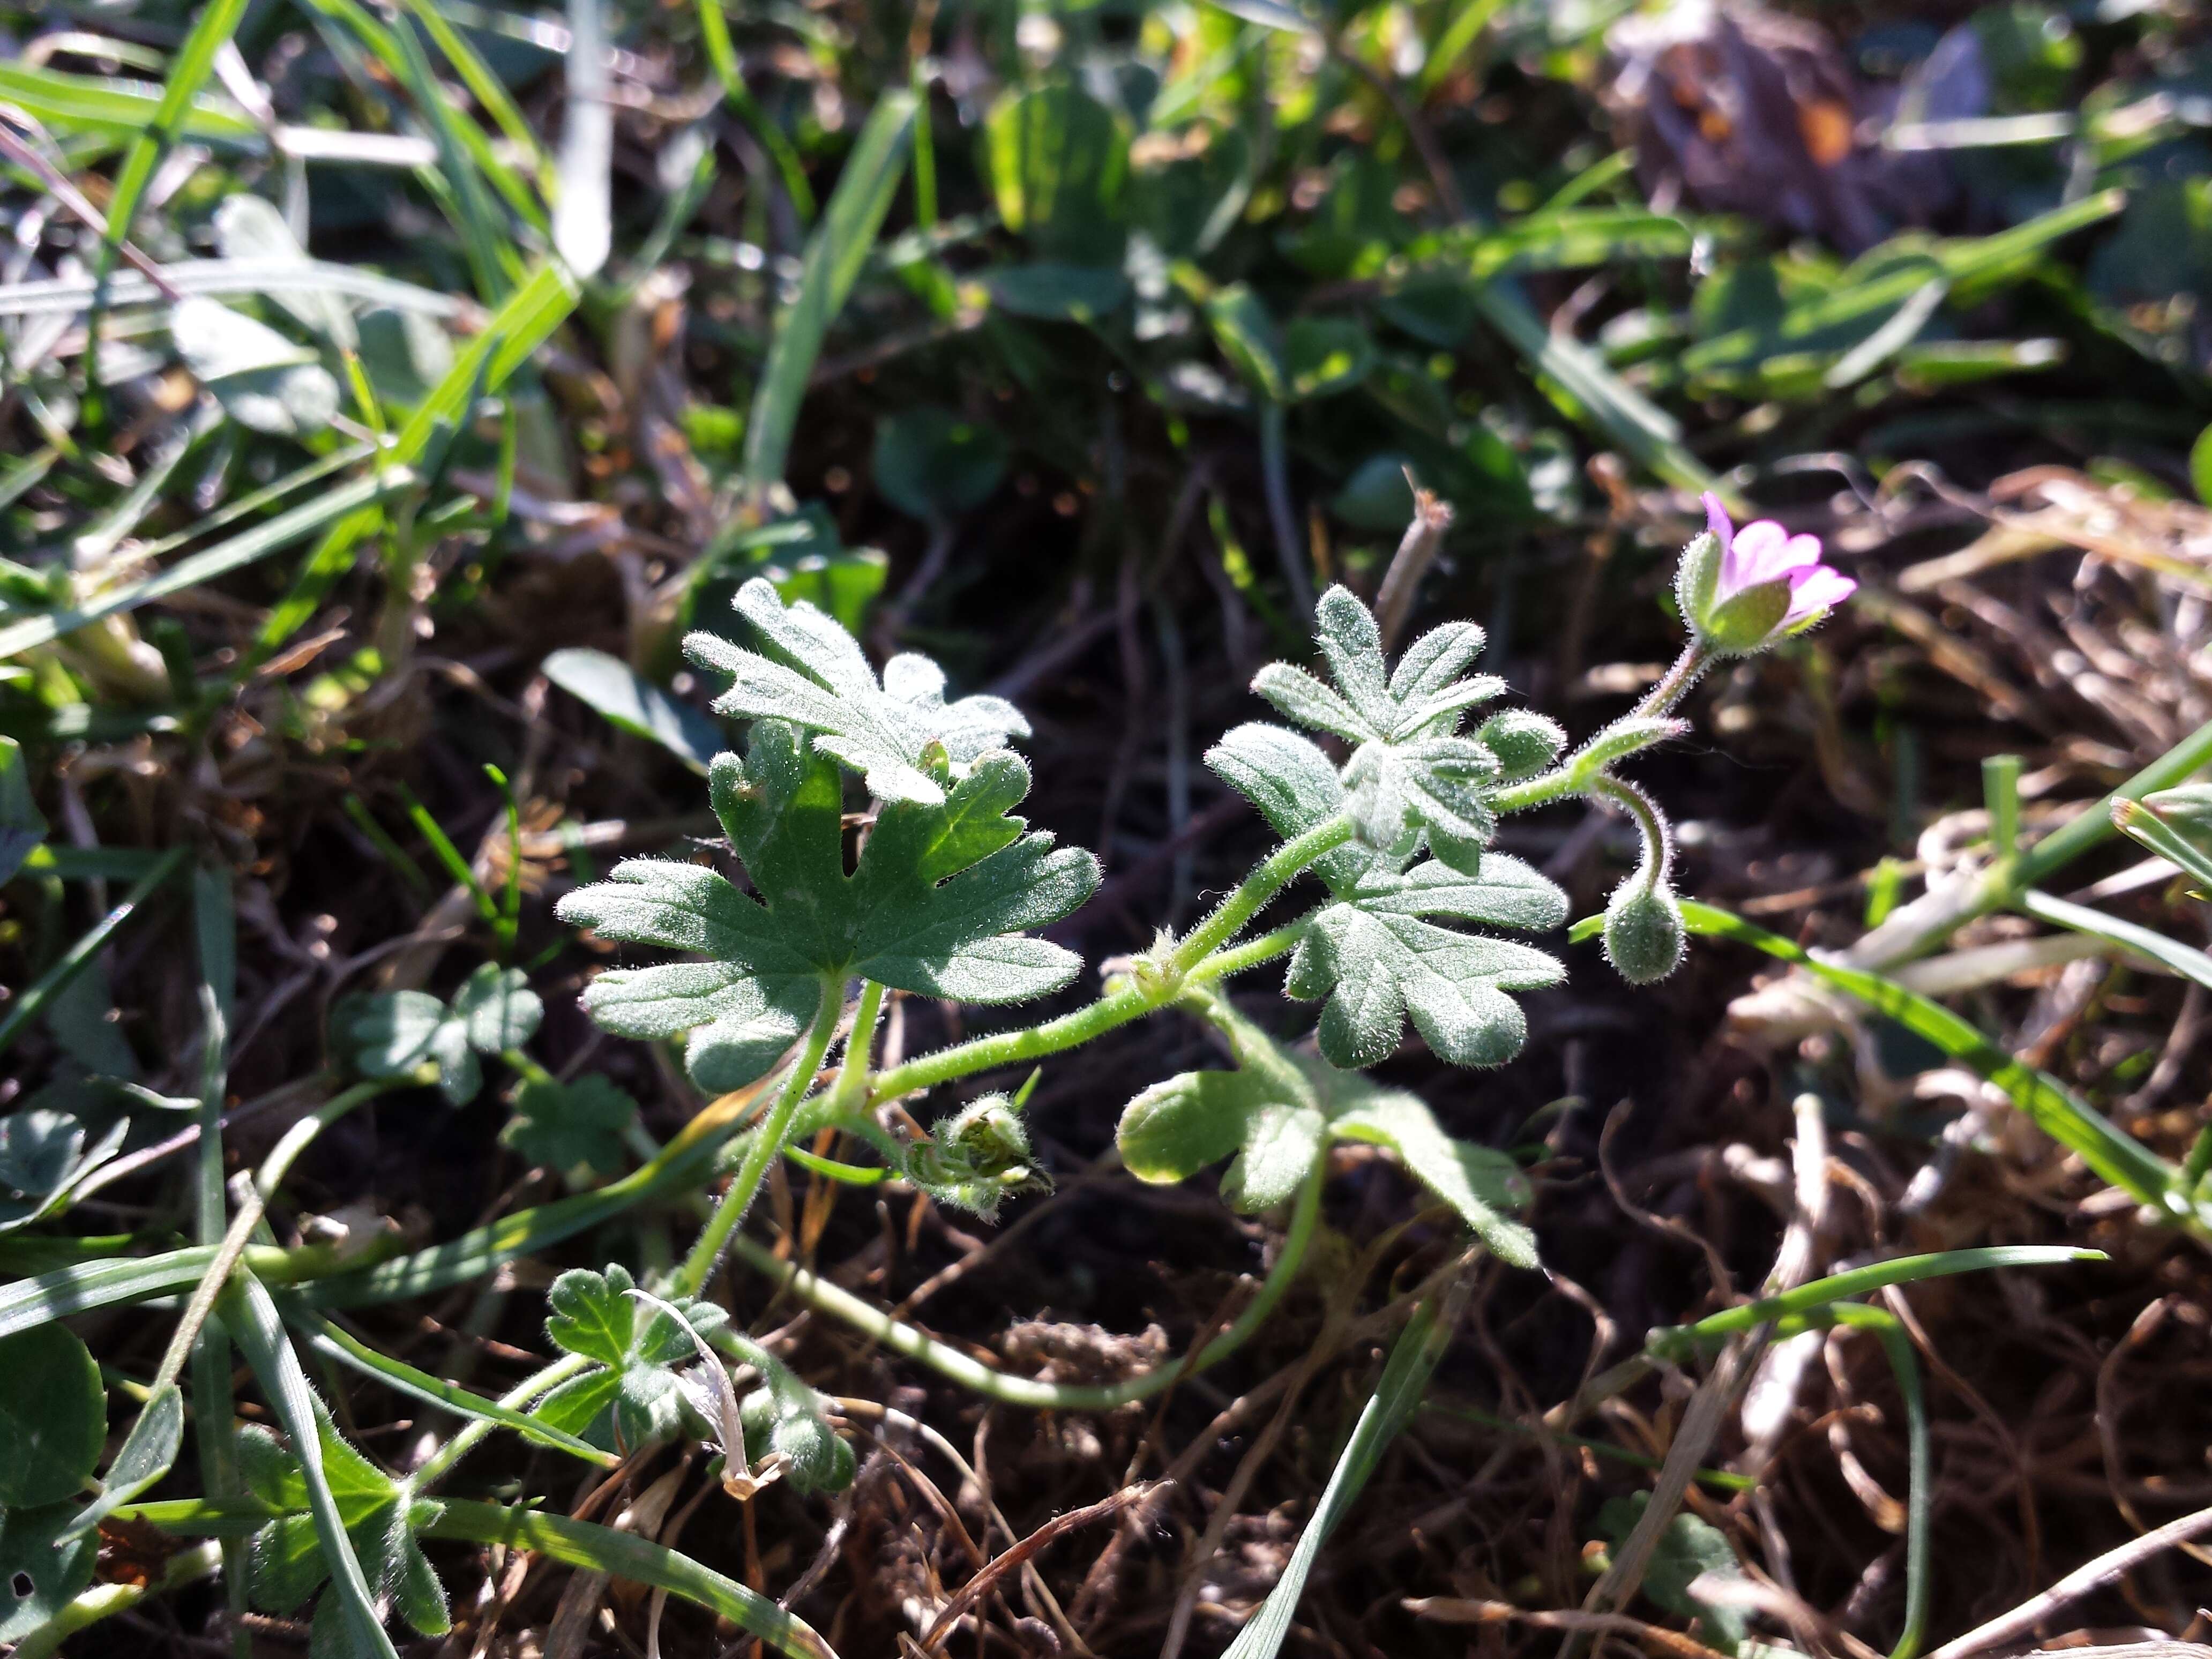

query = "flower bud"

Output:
[[1476, 709, 1568, 782], [1603, 877, 1685, 985]]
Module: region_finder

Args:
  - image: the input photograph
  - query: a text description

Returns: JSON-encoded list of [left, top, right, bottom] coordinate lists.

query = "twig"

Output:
[[1373, 482, 1455, 651], [1922, 1507, 2212, 1659], [0, 110, 184, 300], [917, 1483, 1154, 1653]]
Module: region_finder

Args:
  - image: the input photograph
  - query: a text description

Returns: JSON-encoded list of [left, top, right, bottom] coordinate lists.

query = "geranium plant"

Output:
[[554, 494, 1856, 1298]]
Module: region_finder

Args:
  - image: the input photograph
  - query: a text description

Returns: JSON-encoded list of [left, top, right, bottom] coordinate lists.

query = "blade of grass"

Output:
[[0, 467, 415, 660], [0, 260, 464, 318], [1464, 277, 1728, 504], [398, 0, 552, 193], [2110, 799, 2212, 893], [1648, 1245, 2105, 1350], [186, 864, 249, 1648], [288, 1311, 616, 1467], [118, 1496, 840, 1659], [423, 1498, 834, 1659], [2017, 887, 2212, 993], [1829, 1306, 1930, 1659], [741, 89, 916, 498], [225, 1273, 402, 1659], [92, 0, 251, 278], [0, 846, 187, 1059], [1221, 1288, 1460, 1659], [543, 646, 726, 773], [696, 0, 816, 221], [0, 61, 259, 145], [1663, 900, 2200, 1231]]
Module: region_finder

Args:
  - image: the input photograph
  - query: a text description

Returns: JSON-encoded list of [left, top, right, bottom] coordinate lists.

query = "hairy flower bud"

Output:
[[1476, 709, 1568, 782], [1602, 877, 1686, 985], [905, 1094, 1048, 1219]]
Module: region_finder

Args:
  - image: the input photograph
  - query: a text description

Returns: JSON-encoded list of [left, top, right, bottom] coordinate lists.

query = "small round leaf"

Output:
[[0, 1325, 105, 1508]]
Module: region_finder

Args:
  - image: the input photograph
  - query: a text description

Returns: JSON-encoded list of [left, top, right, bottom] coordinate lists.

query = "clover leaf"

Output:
[[686, 576, 1029, 805], [501, 1074, 637, 1184], [332, 964, 542, 1104], [238, 1407, 449, 1648], [0, 1503, 98, 1643], [0, 1325, 106, 1510], [1252, 586, 1507, 868], [1597, 1494, 1751, 1653], [1117, 1000, 1536, 1264], [558, 726, 1098, 1092], [537, 1265, 730, 1451]]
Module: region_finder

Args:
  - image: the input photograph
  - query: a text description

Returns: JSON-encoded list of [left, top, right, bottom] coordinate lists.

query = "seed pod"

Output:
[[1603, 877, 1686, 985]]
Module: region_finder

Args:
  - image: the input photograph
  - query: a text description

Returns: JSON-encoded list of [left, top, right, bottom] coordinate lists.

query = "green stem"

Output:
[[725, 1156, 1324, 1411], [1172, 813, 1352, 971], [1189, 919, 1309, 982], [674, 974, 843, 1297], [406, 1350, 591, 1496], [1631, 640, 1712, 720], [866, 827, 1347, 1112], [869, 980, 1153, 1106], [824, 980, 886, 1116], [1589, 774, 1671, 894]]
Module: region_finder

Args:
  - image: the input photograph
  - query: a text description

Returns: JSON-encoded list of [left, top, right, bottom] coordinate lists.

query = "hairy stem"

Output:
[[868, 818, 1350, 1108], [1171, 813, 1353, 971], [407, 1350, 593, 1496], [1589, 774, 1671, 894], [1487, 644, 1713, 817], [867, 979, 1155, 1107], [1630, 640, 1712, 721], [675, 974, 844, 1297], [726, 1154, 1325, 1410], [823, 979, 886, 1116]]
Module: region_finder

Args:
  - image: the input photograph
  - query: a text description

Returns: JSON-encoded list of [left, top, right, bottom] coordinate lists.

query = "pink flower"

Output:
[[1680, 494, 1856, 653]]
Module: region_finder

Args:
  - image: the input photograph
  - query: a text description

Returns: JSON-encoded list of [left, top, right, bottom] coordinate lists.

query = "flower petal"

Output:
[[1782, 565, 1856, 629], [1700, 492, 1734, 558], [1721, 521, 1822, 596]]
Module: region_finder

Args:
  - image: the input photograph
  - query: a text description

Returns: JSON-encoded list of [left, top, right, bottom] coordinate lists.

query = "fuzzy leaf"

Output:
[[545, 1265, 640, 1366], [1328, 1092, 1537, 1267], [1119, 1068, 1283, 1187], [1286, 903, 1563, 1069], [333, 969, 541, 1105], [560, 730, 1096, 1090], [1250, 586, 1509, 864], [687, 577, 1028, 805], [502, 1074, 638, 1182], [542, 1266, 730, 1453], [1205, 722, 1377, 891], [452, 964, 542, 1052], [1119, 1007, 1540, 1256], [1220, 1101, 1328, 1212]]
